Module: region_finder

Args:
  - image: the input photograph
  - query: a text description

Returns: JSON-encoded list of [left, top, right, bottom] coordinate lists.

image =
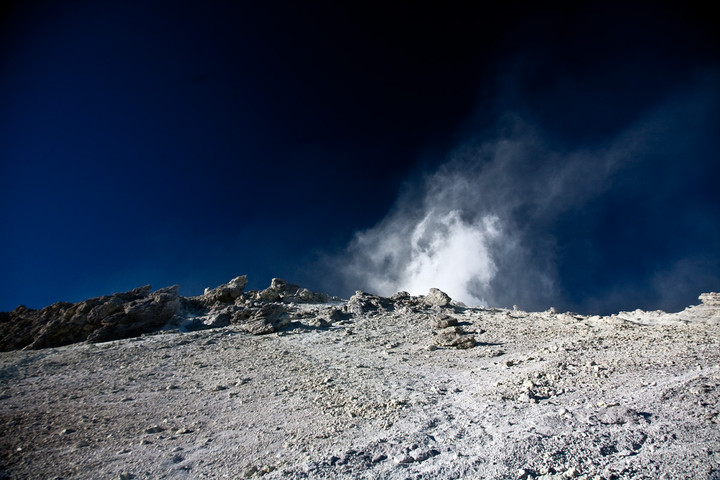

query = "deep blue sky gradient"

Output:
[[1, 1, 718, 313]]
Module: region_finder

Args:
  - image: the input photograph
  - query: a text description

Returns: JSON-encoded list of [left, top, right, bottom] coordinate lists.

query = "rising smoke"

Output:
[[333, 75, 719, 312], [338, 116, 629, 309]]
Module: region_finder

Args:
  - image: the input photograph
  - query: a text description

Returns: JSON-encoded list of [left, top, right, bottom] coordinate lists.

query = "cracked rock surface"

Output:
[[0, 279, 719, 479]]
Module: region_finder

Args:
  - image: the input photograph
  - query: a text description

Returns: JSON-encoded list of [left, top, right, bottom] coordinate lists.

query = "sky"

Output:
[[1, 1, 718, 314]]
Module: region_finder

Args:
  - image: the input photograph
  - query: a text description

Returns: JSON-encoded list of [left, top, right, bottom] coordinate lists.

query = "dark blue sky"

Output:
[[1, 1, 718, 314]]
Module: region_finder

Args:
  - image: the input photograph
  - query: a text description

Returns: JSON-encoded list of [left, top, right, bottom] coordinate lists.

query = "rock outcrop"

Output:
[[0, 276, 339, 351], [201, 275, 248, 303], [0, 285, 181, 351]]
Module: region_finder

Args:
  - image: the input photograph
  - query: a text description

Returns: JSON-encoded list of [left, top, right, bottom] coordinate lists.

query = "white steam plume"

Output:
[[356, 210, 501, 305], [337, 115, 640, 309], [322, 71, 718, 313]]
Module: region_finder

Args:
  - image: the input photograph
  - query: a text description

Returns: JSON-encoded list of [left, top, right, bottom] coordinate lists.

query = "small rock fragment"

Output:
[[144, 425, 164, 434], [394, 454, 414, 464], [564, 466, 580, 477], [431, 315, 458, 328], [434, 327, 476, 349]]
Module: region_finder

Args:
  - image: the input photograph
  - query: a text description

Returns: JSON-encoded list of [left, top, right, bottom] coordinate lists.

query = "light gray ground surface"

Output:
[[1, 294, 719, 479]]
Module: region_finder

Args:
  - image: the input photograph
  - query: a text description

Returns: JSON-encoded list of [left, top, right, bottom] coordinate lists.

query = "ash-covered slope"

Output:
[[1, 277, 719, 480]]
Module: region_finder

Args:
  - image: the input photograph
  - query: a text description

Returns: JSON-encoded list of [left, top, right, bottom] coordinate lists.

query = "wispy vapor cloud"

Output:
[[336, 116, 630, 308], [330, 73, 719, 312]]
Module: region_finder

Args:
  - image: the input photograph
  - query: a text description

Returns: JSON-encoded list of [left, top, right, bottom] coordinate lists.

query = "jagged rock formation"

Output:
[[0, 276, 473, 351], [0, 285, 181, 351]]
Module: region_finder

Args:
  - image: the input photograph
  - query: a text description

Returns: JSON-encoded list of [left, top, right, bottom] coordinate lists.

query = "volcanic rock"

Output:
[[202, 275, 248, 303], [0, 285, 180, 351], [431, 314, 459, 329], [237, 304, 291, 335], [346, 291, 394, 316], [423, 288, 452, 307], [433, 326, 476, 349], [255, 278, 330, 304], [699, 292, 720, 307]]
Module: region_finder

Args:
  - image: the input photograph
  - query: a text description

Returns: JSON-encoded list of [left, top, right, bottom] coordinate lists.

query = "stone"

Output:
[[564, 466, 580, 477], [424, 288, 452, 307], [294, 288, 330, 304], [253, 278, 329, 304], [391, 291, 411, 301], [434, 327, 476, 349], [596, 406, 643, 425], [431, 315, 458, 329], [412, 449, 439, 462], [202, 275, 248, 303], [346, 291, 394, 316], [699, 292, 720, 307], [144, 425, 164, 434], [242, 466, 258, 478], [239, 304, 291, 335], [308, 317, 331, 328]]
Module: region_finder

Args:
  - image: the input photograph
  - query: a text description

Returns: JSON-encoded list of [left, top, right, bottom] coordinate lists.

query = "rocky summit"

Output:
[[0, 277, 476, 352], [0, 276, 327, 351], [0, 277, 719, 479]]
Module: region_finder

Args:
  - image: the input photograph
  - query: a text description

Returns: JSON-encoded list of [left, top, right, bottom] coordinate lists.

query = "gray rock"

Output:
[[596, 406, 645, 425], [431, 315, 458, 329], [699, 292, 720, 307], [253, 278, 329, 304], [144, 425, 164, 434], [239, 304, 291, 335], [293, 288, 330, 304], [308, 317, 331, 328], [434, 327, 476, 349], [424, 288, 452, 307], [202, 275, 248, 303], [391, 291, 411, 302], [346, 291, 394, 316], [0, 285, 180, 351]]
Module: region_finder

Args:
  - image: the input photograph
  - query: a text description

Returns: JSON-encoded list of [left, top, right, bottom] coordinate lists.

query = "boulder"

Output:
[[237, 304, 291, 335], [424, 288, 452, 307], [434, 326, 476, 349], [254, 278, 329, 304], [293, 288, 330, 304], [346, 291, 394, 316], [202, 275, 248, 303], [431, 315, 459, 329]]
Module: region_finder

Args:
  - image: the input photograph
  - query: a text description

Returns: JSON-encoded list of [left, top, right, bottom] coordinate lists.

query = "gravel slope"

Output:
[[1, 294, 718, 479]]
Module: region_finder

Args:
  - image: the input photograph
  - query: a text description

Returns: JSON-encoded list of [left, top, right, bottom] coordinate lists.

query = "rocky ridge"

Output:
[[0, 277, 478, 352], [0, 277, 719, 480]]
